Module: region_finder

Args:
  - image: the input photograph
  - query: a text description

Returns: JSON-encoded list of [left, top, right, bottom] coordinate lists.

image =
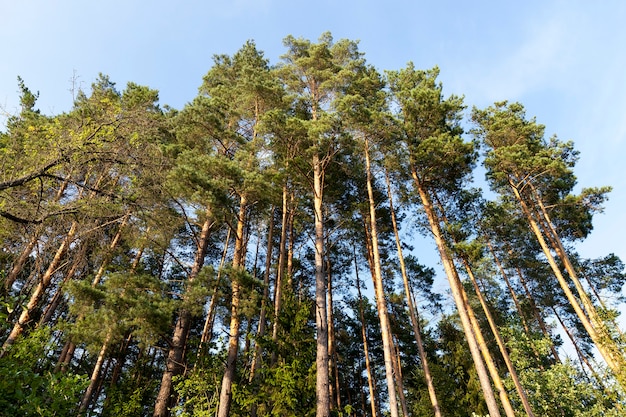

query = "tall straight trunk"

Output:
[[5, 233, 40, 293], [389, 332, 409, 417], [354, 250, 378, 417], [250, 208, 274, 382], [78, 332, 112, 415], [326, 254, 341, 411], [78, 220, 140, 414], [312, 152, 331, 417], [90, 213, 129, 287], [458, 270, 514, 417], [411, 170, 501, 417], [461, 258, 535, 417], [529, 184, 626, 374], [551, 304, 623, 416], [104, 332, 133, 412], [486, 242, 531, 336], [364, 139, 399, 417], [270, 185, 290, 364], [1, 221, 78, 355], [287, 190, 296, 288], [509, 180, 625, 386], [217, 194, 248, 417], [486, 241, 545, 367], [153, 208, 213, 417], [384, 169, 442, 417], [59, 226, 144, 372], [551, 306, 598, 377], [198, 227, 231, 358], [514, 265, 562, 364]]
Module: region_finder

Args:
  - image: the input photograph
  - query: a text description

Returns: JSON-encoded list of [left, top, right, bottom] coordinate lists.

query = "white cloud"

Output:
[[473, 14, 574, 104]]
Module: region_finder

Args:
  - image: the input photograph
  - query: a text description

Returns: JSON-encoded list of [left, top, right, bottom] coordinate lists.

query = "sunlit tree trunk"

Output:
[[250, 208, 274, 382], [461, 257, 535, 417], [1, 221, 78, 355], [326, 253, 341, 411], [510, 181, 625, 386], [153, 208, 214, 417], [217, 194, 248, 417], [486, 240, 545, 367], [354, 250, 378, 417], [412, 171, 501, 417], [39, 241, 88, 326], [270, 185, 290, 364], [364, 138, 399, 417], [384, 169, 442, 417], [311, 151, 331, 417], [78, 332, 112, 415], [3, 176, 70, 292], [514, 264, 562, 364], [197, 227, 231, 359]]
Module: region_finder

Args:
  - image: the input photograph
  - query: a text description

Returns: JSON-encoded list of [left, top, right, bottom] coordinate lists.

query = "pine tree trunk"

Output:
[[354, 253, 378, 417], [326, 255, 341, 411], [411, 170, 502, 417], [515, 265, 562, 364], [458, 271, 514, 417], [389, 332, 409, 417], [270, 185, 290, 364], [250, 209, 274, 383], [216, 194, 248, 417], [384, 169, 442, 417], [4, 233, 40, 293], [39, 241, 88, 326], [486, 241, 545, 367], [312, 152, 331, 417], [509, 180, 625, 386], [153, 208, 213, 417], [198, 227, 231, 358], [4, 177, 69, 292], [78, 332, 112, 415], [462, 258, 535, 417], [364, 139, 399, 417], [1, 221, 78, 355], [529, 184, 626, 382]]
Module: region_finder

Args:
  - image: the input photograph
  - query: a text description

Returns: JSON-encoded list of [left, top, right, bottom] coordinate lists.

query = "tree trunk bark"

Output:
[[364, 139, 399, 417], [250, 208, 274, 382], [514, 265, 562, 365], [509, 180, 625, 386], [1, 221, 77, 355], [153, 208, 213, 417], [462, 258, 535, 417], [486, 241, 545, 368], [384, 169, 442, 417], [78, 332, 112, 415], [326, 253, 341, 411], [216, 194, 248, 417], [354, 251, 378, 417], [198, 227, 231, 359], [411, 170, 501, 417], [312, 152, 331, 417], [270, 184, 290, 364]]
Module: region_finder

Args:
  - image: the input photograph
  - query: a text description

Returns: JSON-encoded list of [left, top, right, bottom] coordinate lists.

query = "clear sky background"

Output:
[[1, 1, 625, 291]]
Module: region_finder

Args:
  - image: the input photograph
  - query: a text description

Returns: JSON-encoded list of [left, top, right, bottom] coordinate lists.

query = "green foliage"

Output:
[[66, 271, 177, 351], [0, 327, 88, 416], [172, 365, 221, 417]]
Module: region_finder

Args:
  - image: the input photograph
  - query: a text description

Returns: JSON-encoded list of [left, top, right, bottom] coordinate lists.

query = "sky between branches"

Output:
[[1, 0, 625, 276]]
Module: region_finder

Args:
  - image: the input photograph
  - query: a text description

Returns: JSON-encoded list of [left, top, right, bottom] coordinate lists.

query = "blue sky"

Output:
[[2, 1, 625, 277]]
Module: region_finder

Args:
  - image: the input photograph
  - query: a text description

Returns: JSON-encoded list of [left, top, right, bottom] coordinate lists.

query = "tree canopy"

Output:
[[0, 33, 624, 417]]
